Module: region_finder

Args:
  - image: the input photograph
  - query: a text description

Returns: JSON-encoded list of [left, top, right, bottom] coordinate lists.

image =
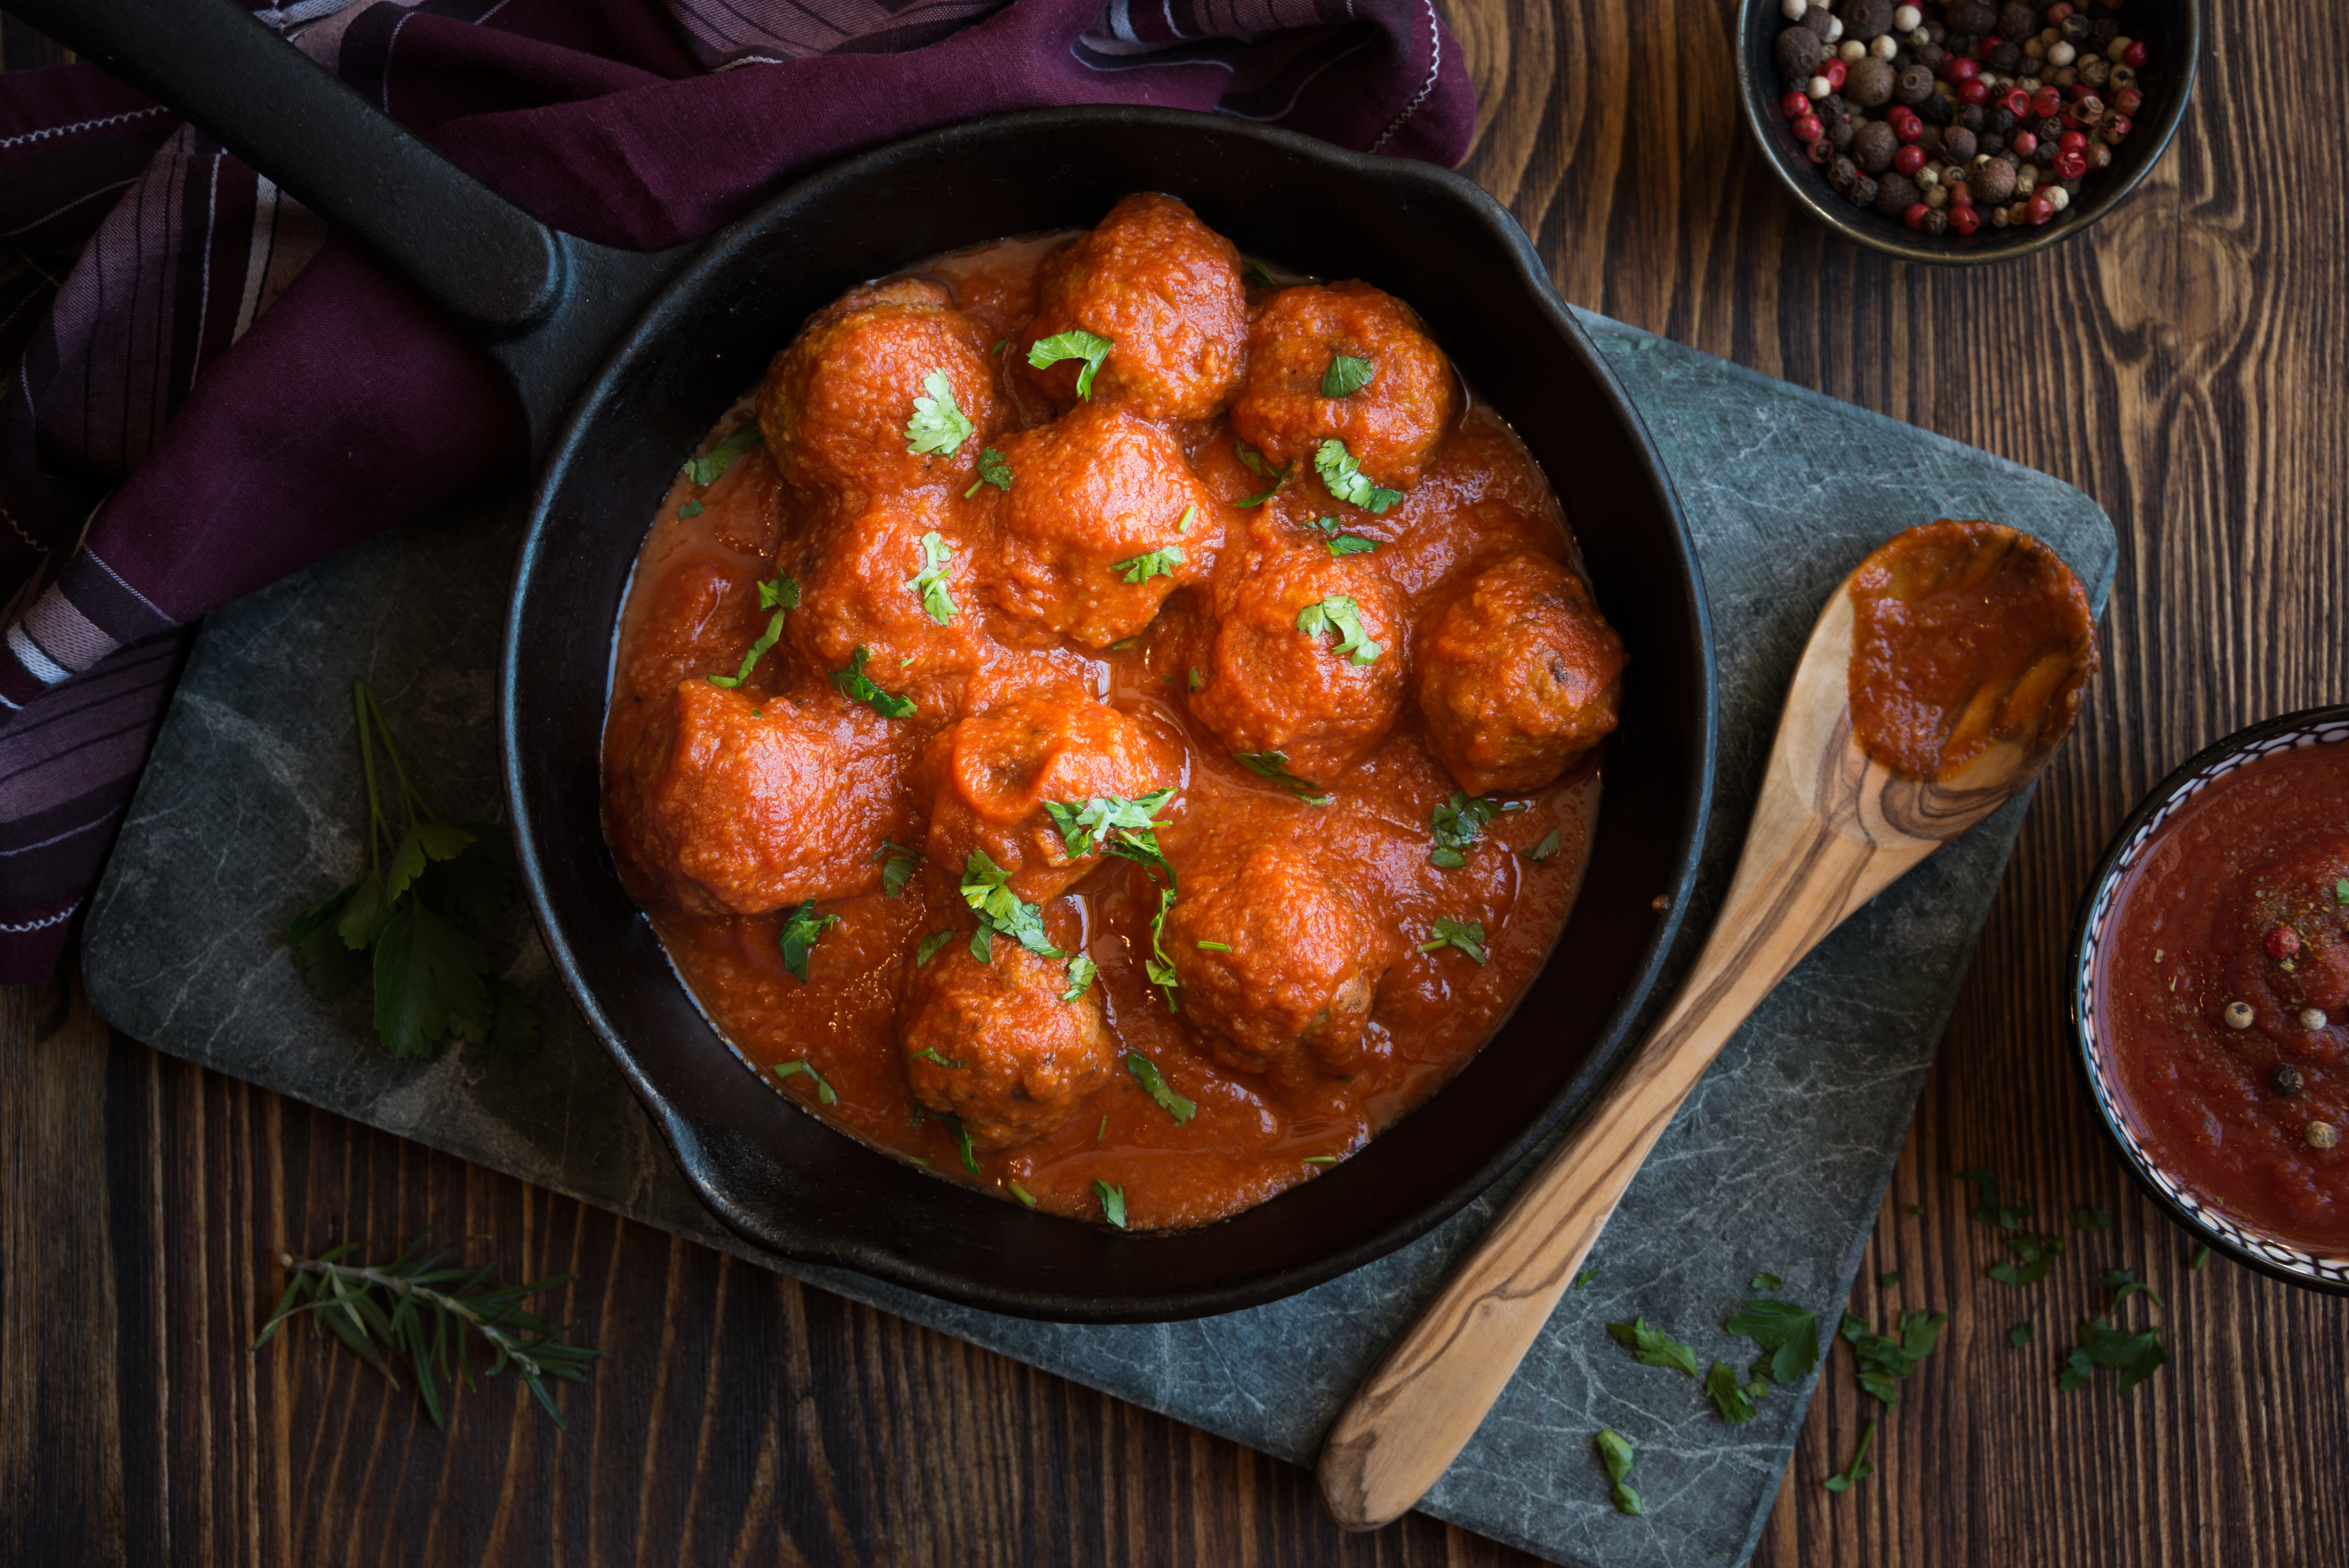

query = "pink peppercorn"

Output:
[[2045, 0, 2072, 19], [1892, 116, 1922, 145], [2012, 130, 2038, 155], [2115, 85, 2143, 115], [1948, 181, 1973, 205], [1808, 135, 1836, 164], [1903, 203, 1932, 231], [2032, 85, 2063, 116], [1784, 90, 1813, 119], [1960, 78, 1991, 106], [2001, 87, 2031, 116], [2059, 130, 2088, 154], [1895, 144, 1927, 174], [1826, 59, 1849, 90], [2054, 151, 2088, 179], [1949, 203, 1982, 234], [2123, 39, 2149, 67], [1795, 114, 1825, 142], [2103, 113, 2132, 140], [2027, 190, 2056, 224], [1976, 34, 2004, 59], [1945, 56, 1980, 84], [2268, 927, 2303, 960]]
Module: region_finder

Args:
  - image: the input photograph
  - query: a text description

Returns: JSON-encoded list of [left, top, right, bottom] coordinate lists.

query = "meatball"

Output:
[[1189, 546, 1408, 778], [782, 497, 985, 717], [1164, 839, 1389, 1078], [613, 679, 914, 916], [984, 400, 1224, 647], [1232, 281, 1457, 493], [917, 692, 1184, 903], [900, 935, 1114, 1150], [757, 278, 1002, 501], [1414, 552, 1625, 796], [1022, 193, 1249, 421]]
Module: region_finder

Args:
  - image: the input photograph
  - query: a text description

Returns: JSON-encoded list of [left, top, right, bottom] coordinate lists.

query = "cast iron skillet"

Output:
[[33, 0, 1719, 1321]]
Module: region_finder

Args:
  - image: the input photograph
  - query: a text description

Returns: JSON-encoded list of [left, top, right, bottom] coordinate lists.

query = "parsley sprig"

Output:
[[1027, 330, 1113, 400], [1314, 438, 1403, 514], [907, 532, 959, 624], [1145, 886, 1181, 1012], [960, 850, 1064, 963], [1523, 826, 1563, 865], [708, 575, 802, 689], [1112, 544, 1185, 584], [872, 838, 920, 898], [1043, 787, 1176, 863], [2058, 1319, 2166, 1393], [964, 447, 1011, 498], [1606, 1316, 1700, 1378], [1321, 354, 1375, 398], [1295, 595, 1381, 665], [1822, 1419, 1878, 1494], [1428, 791, 1527, 868], [286, 681, 536, 1060], [772, 1058, 838, 1104], [1838, 1308, 1947, 1406], [1234, 749, 1333, 806], [903, 368, 973, 457], [1417, 917, 1489, 964], [1125, 1052, 1197, 1124], [1094, 1178, 1129, 1229], [830, 646, 917, 718], [777, 900, 841, 983], [1233, 441, 1294, 507], [1308, 514, 1377, 556], [688, 421, 763, 486]]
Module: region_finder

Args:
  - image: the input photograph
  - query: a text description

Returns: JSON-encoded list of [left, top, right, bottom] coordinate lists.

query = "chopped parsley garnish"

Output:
[[1986, 1229, 2064, 1288], [2191, 1244, 2211, 1270], [2104, 1267, 2165, 1310], [1307, 514, 1377, 555], [1821, 1418, 1877, 1495], [707, 575, 801, 689], [1125, 1052, 1197, 1125], [1027, 329, 1113, 400], [1094, 1179, 1128, 1229], [1428, 791, 1527, 868], [1593, 1429, 1642, 1516], [914, 930, 956, 967], [1295, 594, 1381, 665], [1878, 1271, 1901, 1288], [948, 1115, 979, 1173], [771, 1059, 836, 1105], [1303, 1155, 1338, 1166], [1727, 1295, 1822, 1387], [989, 337, 1007, 357], [1605, 1316, 1699, 1378], [1097, 1114, 1108, 1142], [830, 645, 917, 719], [2010, 1322, 2035, 1349], [2057, 1318, 2166, 1393], [1751, 1272, 1784, 1292], [688, 421, 763, 486], [908, 1047, 965, 1069], [907, 531, 959, 624], [1417, 917, 1489, 964], [678, 499, 704, 520], [960, 850, 1064, 963], [963, 446, 1012, 499], [1705, 1360, 1767, 1424], [1241, 259, 1279, 289], [872, 838, 920, 898], [777, 900, 841, 983], [903, 368, 973, 457], [1195, 940, 1231, 952], [1112, 544, 1186, 584], [1314, 438, 1402, 513], [1522, 827, 1563, 865], [1954, 1165, 2033, 1230], [1188, 665, 1205, 692], [1232, 441, 1293, 506], [2335, 876, 2348, 905], [1838, 1309, 1948, 1406], [1060, 955, 1098, 1002], [1145, 886, 1181, 1013], [2073, 1205, 2112, 1231], [1043, 787, 1176, 861], [1234, 749, 1333, 806], [1320, 354, 1375, 398], [1573, 1268, 1597, 1290], [1009, 1181, 1036, 1208]]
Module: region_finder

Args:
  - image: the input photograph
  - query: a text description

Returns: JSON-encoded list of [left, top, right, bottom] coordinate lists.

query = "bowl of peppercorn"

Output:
[[1738, 0, 2200, 262]]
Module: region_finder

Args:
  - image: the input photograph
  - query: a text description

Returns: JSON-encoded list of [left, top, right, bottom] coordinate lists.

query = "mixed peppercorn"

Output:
[[1769, 0, 2156, 237]]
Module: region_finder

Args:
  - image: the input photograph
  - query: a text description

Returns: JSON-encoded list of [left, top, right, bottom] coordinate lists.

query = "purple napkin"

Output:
[[0, 0, 1470, 983]]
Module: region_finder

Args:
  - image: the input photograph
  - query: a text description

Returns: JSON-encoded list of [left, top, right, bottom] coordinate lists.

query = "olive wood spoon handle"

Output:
[[1317, 572, 2060, 1532]]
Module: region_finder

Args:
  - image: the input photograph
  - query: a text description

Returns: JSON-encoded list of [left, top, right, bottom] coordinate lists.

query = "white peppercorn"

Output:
[[1893, 3, 1921, 29], [2225, 1000, 2256, 1030], [1782, 0, 1808, 17], [1871, 32, 1899, 59], [2049, 40, 2078, 66], [1841, 38, 1869, 61]]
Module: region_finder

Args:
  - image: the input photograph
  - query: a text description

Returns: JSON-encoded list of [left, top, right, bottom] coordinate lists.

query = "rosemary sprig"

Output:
[[254, 1234, 604, 1430]]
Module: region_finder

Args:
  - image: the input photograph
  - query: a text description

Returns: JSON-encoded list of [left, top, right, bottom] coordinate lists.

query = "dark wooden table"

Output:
[[6, 2, 2345, 1563]]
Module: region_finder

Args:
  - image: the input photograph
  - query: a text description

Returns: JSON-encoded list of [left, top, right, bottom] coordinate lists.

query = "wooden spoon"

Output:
[[1317, 521, 2098, 1531]]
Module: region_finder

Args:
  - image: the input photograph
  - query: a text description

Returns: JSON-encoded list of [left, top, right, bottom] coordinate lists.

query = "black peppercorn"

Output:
[[2086, 17, 2119, 51], [1774, 26, 1824, 85], [1997, 1, 2038, 38], [1919, 42, 1946, 70], [1844, 0, 1894, 39], [1987, 105, 2017, 135], [1847, 173, 1880, 209], [1914, 123, 1944, 159], [1852, 119, 1899, 173], [1830, 154, 1860, 191], [1920, 91, 1954, 127], [2274, 1064, 2306, 1098], [1941, 125, 1977, 163], [1919, 206, 1949, 236], [1831, 115, 1857, 150], [1895, 64, 1935, 106], [2038, 116, 2066, 142], [1923, 19, 1946, 43], [1945, 0, 1996, 35], [1978, 131, 2006, 157], [1873, 170, 1921, 216], [1946, 33, 1979, 60], [1984, 40, 2021, 73], [2033, 140, 2057, 167], [2060, 11, 2095, 43], [1956, 103, 1985, 132]]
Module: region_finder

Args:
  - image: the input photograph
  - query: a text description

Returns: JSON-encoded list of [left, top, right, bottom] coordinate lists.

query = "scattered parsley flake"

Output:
[[2073, 1205, 2112, 1231], [1320, 354, 1375, 398], [989, 337, 1007, 357], [1176, 504, 1196, 536], [2191, 1244, 2211, 1271], [2057, 1318, 2166, 1394], [914, 930, 956, 967], [777, 900, 841, 984], [1428, 791, 1527, 868], [1314, 437, 1402, 513], [1188, 665, 1205, 692], [1751, 1272, 1784, 1292], [960, 850, 1063, 962], [689, 421, 763, 486], [1594, 1429, 1643, 1516], [1125, 1052, 1197, 1125], [771, 1059, 837, 1105], [2335, 877, 2348, 905], [1042, 787, 1176, 862], [1231, 441, 1293, 506], [1234, 749, 1333, 806], [949, 1116, 979, 1173], [1705, 1361, 1765, 1424], [1241, 259, 1279, 289], [830, 645, 917, 719], [2009, 1321, 2035, 1349], [1573, 1268, 1597, 1291], [1295, 594, 1381, 665], [1821, 1418, 1877, 1495], [904, 368, 974, 457], [1303, 1155, 1338, 1166], [907, 531, 959, 624], [1094, 1179, 1128, 1229], [1195, 940, 1231, 952], [1027, 329, 1113, 400], [1097, 1114, 1108, 1143], [1111, 543, 1186, 584], [1417, 917, 1489, 964], [2104, 1267, 2165, 1310], [963, 446, 1012, 499], [1145, 886, 1182, 1013], [1606, 1316, 1700, 1379], [1727, 1296, 1822, 1387], [707, 575, 801, 689], [1009, 1181, 1036, 1208], [872, 838, 920, 898], [1522, 826, 1563, 865], [1878, 1271, 1901, 1288], [1955, 1166, 2033, 1230], [1307, 514, 1377, 555], [909, 1047, 965, 1069], [1060, 955, 1098, 1002], [1839, 1308, 1948, 1407], [1986, 1228, 2065, 1288], [678, 499, 704, 519]]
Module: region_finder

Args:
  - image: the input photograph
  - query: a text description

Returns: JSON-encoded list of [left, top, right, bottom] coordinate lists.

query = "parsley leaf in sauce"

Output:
[[1043, 787, 1176, 861], [771, 1059, 838, 1105], [1307, 514, 1377, 556], [1234, 750, 1333, 806], [907, 531, 959, 624], [777, 900, 841, 984], [1125, 1052, 1197, 1125], [872, 838, 920, 898], [947, 1115, 980, 1173], [1232, 441, 1294, 506], [1313, 438, 1403, 514], [1027, 329, 1113, 400], [1303, 1154, 1338, 1166], [707, 575, 802, 689], [1427, 790, 1527, 868], [904, 368, 973, 457], [1241, 259, 1279, 289], [914, 930, 956, 967], [1726, 1296, 1822, 1387], [1060, 955, 1098, 1002], [1009, 1181, 1037, 1207], [1605, 1316, 1700, 1378], [1195, 940, 1231, 952], [1593, 1429, 1643, 1516], [1112, 544, 1186, 584], [965, 446, 1012, 499], [1821, 1418, 1877, 1495], [1188, 665, 1205, 692], [1320, 354, 1375, 398], [909, 1047, 965, 1069], [678, 499, 704, 520], [830, 646, 917, 718], [1417, 917, 1489, 964], [1144, 886, 1183, 1013], [1094, 1179, 1128, 1229], [1523, 827, 1564, 865], [688, 421, 763, 486], [1295, 595, 1381, 665], [960, 850, 1065, 962]]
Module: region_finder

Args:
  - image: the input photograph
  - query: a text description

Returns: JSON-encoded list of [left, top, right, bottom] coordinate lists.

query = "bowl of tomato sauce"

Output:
[[2073, 705, 2349, 1290]]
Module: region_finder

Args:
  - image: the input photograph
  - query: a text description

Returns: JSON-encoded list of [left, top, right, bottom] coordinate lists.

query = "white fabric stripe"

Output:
[[6, 623, 71, 687], [192, 149, 221, 397], [0, 906, 77, 933], [235, 176, 278, 342], [0, 105, 172, 154], [22, 586, 122, 673]]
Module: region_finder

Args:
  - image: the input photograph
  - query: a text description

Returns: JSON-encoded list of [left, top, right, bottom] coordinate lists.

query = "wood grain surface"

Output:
[[5, 0, 2346, 1563]]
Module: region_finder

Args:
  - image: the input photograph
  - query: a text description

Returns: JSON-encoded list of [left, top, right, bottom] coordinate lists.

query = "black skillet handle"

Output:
[[10, 0, 694, 455]]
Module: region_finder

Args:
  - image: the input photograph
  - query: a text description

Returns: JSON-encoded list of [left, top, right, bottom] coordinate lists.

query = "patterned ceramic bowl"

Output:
[[2071, 705, 2349, 1292]]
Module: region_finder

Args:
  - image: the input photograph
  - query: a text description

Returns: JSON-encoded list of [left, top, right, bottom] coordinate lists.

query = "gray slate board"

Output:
[[84, 310, 2115, 1568]]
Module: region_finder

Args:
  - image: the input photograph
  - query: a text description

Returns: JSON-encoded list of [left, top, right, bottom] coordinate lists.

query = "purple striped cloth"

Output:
[[0, 0, 1470, 983]]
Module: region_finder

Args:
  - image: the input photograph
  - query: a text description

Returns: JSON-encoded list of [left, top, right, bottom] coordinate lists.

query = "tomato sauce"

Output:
[[600, 228, 1609, 1231], [2096, 740, 2349, 1248]]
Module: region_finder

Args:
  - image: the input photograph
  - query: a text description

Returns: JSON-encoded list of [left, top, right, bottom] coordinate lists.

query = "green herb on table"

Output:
[[1906, 1203, 1925, 1217], [777, 900, 841, 983], [1027, 329, 1113, 400], [2073, 1205, 2112, 1231], [1112, 543, 1186, 584], [1954, 1165, 2033, 1229], [284, 680, 536, 1060], [907, 532, 959, 624], [1573, 1268, 1598, 1291], [1126, 1052, 1197, 1125], [1751, 1272, 1784, 1291], [1232, 441, 1293, 506], [688, 420, 763, 486], [960, 850, 1063, 962], [1428, 790, 1527, 868], [1522, 826, 1563, 865], [1314, 438, 1402, 514], [1094, 1178, 1128, 1229], [2009, 1321, 2035, 1349], [2057, 1318, 2166, 1394], [254, 1234, 602, 1430], [1821, 1418, 1878, 1495], [1838, 1308, 1947, 1406], [2104, 1267, 2165, 1310], [831, 645, 917, 718], [1727, 1294, 1822, 1387], [2191, 1244, 2211, 1271], [772, 1059, 838, 1104], [1320, 354, 1375, 399], [1060, 955, 1098, 1002], [1234, 749, 1333, 806], [1605, 1316, 1700, 1378], [903, 368, 973, 456], [1705, 1360, 1767, 1424], [1878, 1271, 1902, 1288], [1593, 1429, 1643, 1516], [1986, 1228, 2064, 1288], [1417, 917, 1489, 965], [708, 575, 802, 689], [1295, 594, 1381, 665], [964, 446, 1012, 498]]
